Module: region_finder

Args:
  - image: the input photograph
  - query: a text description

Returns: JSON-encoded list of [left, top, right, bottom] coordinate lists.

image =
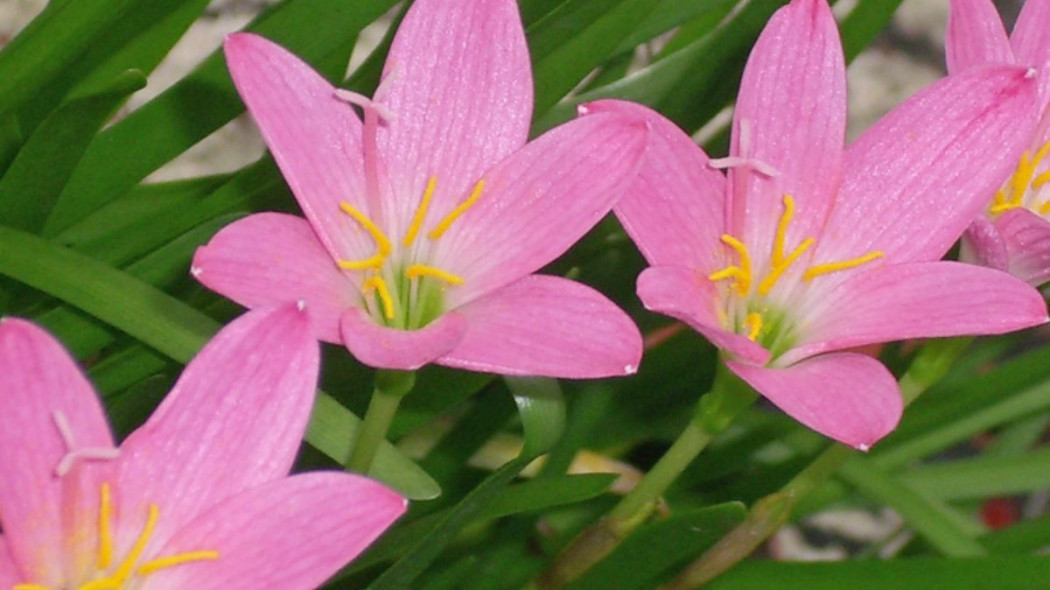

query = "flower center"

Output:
[[989, 138, 1050, 216], [709, 195, 883, 353], [336, 177, 482, 329], [13, 484, 218, 590]]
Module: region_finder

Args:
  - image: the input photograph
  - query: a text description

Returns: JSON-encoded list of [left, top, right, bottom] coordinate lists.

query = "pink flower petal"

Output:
[[439, 275, 643, 378], [113, 304, 319, 553], [960, 215, 1010, 271], [340, 307, 467, 370], [0, 319, 115, 582], [586, 99, 726, 271], [377, 0, 532, 232], [728, 0, 845, 258], [818, 66, 1038, 266], [223, 33, 372, 262], [788, 261, 1047, 363], [192, 213, 356, 343], [439, 112, 647, 307], [946, 0, 1014, 73], [727, 353, 902, 449], [0, 537, 18, 587], [1011, 0, 1050, 71], [140, 473, 405, 590], [998, 208, 1050, 285], [636, 266, 770, 365]]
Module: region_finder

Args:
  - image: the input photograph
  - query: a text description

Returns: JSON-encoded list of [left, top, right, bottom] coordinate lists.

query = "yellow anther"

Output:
[[1033, 171, 1050, 189], [339, 202, 392, 257], [429, 180, 485, 239], [772, 195, 797, 267], [708, 234, 753, 295], [138, 551, 220, 577], [1040, 200, 1050, 215], [110, 505, 160, 585], [744, 312, 763, 341], [405, 264, 464, 286], [98, 483, 113, 570], [758, 237, 815, 295], [13, 585, 51, 590], [403, 176, 437, 247], [990, 188, 1015, 214], [804, 250, 884, 281], [337, 255, 384, 271], [363, 276, 395, 319]]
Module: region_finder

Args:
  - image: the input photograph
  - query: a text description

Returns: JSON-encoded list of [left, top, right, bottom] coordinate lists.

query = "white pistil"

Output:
[[52, 410, 120, 477]]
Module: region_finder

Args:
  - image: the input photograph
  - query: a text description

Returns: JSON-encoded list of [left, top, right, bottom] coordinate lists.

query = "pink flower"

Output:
[[948, 0, 1050, 285], [596, 0, 1047, 449], [0, 304, 405, 590], [191, 0, 646, 377]]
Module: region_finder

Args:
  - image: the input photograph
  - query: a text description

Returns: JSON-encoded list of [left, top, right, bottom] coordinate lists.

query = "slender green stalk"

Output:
[[661, 337, 974, 590], [538, 361, 757, 589], [346, 369, 416, 473]]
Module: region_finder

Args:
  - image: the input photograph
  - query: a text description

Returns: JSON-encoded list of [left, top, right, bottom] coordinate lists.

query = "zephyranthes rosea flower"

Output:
[[947, 0, 1050, 285], [600, 0, 1047, 449], [192, 0, 645, 377], [0, 304, 405, 590]]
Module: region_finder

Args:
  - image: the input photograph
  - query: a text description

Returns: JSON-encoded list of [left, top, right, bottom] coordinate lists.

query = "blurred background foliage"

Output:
[[2, 0, 1050, 588]]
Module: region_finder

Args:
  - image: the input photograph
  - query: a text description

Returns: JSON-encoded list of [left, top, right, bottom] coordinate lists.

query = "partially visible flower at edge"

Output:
[[597, 0, 1048, 450], [948, 0, 1050, 285], [191, 0, 646, 378], [0, 304, 405, 590]]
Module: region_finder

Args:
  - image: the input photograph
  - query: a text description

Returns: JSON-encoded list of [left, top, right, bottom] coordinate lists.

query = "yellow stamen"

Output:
[[708, 234, 753, 295], [990, 188, 1012, 214], [138, 551, 220, 577], [13, 585, 52, 590], [98, 483, 113, 570], [405, 264, 464, 286], [109, 505, 159, 585], [78, 579, 120, 590], [1033, 171, 1050, 189], [339, 202, 391, 257], [772, 195, 797, 267], [363, 276, 395, 319], [403, 176, 437, 247], [337, 255, 384, 270], [429, 180, 485, 239], [744, 312, 763, 341], [804, 251, 884, 281], [1040, 200, 1050, 216], [758, 237, 815, 295]]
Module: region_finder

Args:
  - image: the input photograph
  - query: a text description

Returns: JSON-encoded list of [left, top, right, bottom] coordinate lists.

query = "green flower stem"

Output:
[[661, 337, 974, 590], [538, 361, 757, 589], [346, 369, 416, 474]]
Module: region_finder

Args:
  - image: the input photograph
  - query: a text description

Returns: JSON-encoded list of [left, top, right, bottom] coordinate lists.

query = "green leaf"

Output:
[[43, 0, 398, 235], [0, 70, 146, 233], [568, 503, 747, 590], [528, 0, 660, 116], [613, 0, 736, 53], [899, 447, 1050, 501], [505, 376, 567, 457], [0, 225, 439, 500], [707, 557, 1050, 590]]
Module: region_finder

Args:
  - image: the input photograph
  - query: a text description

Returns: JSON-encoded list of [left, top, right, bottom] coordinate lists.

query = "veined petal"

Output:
[[139, 473, 405, 590], [340, 307, 467, 370], [818, 66, 1038, 266], [637, 266, 770, 365], [729, 0, 845, 256], [727, 353, 902, 449], [440, 112, 647, 307], [439, 275, 642, 378], [998, 208, 1050, 286], [192, 213, 357, 343], [946, 0, 1014, 73], [114, 304, 319, 554], [960, 215, 1010, 272], [223, 33, 372, 262], [788, 261, 1047, 363], [1011, 0, 1050, 71], [378, 0, 532, 233], [0, 319, 115, 583], [587, 100, 726, 271]]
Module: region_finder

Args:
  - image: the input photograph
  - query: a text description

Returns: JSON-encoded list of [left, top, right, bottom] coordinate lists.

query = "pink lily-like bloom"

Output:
[[947, 0, 1050, 285], [191, 0, 646, 377], [0, 304, 405, 590], [597, 0, 1048, 449]]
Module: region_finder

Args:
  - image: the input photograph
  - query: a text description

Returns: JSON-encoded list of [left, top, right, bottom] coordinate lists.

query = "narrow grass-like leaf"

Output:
[[899, 447, 1050, 501], [506, 377, 567, 457]]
